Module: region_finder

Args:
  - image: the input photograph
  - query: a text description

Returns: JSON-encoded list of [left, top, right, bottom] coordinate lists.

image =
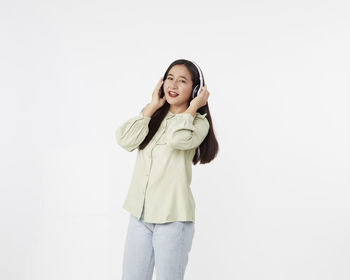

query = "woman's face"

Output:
[[164, 65, 193, 107]]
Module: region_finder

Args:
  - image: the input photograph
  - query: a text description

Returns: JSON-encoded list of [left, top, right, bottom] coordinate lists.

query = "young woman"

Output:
[[115, 59, 219, 279]]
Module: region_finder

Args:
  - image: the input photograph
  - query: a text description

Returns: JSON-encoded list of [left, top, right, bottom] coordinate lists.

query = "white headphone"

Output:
[[190, 60, 204, 99]]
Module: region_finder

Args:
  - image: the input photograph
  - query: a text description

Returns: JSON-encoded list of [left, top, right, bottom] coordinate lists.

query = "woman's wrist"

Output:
[[184, 103, 198, 117], [142, 103, 158, 118]]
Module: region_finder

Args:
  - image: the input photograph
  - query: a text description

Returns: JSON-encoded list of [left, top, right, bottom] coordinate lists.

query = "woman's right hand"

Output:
[[150, 77, 166, 109]]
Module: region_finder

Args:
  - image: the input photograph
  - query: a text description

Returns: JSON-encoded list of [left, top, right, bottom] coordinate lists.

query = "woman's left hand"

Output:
[[190, 85, 210, 109]]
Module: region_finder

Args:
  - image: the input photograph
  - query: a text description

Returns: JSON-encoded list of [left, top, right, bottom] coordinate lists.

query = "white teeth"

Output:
[[169, 92, 178, 96]]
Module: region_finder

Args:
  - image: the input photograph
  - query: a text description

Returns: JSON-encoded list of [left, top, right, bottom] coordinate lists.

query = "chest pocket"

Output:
[[153, 133, 168, 158]]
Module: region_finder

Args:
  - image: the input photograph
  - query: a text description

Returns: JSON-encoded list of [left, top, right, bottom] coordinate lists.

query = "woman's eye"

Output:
[[166, 77, 185, 83]]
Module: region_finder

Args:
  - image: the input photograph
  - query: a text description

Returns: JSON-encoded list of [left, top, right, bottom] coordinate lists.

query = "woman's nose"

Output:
[[170, 80, 179, 88]]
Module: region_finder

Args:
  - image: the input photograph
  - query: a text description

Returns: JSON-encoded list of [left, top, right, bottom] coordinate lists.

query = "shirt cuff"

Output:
[[138, 105, 152, 120], [172, 112, 208, 121]]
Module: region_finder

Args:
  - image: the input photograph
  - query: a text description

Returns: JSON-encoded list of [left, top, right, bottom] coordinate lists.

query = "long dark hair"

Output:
[[138, 59, 219, 165]]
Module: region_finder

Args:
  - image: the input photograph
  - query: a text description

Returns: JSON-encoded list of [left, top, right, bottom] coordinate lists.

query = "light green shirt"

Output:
[[115, 106, 210, 223]]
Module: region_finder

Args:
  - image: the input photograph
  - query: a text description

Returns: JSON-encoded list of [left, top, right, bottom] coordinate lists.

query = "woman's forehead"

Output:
[[168, 65, 191, 78]]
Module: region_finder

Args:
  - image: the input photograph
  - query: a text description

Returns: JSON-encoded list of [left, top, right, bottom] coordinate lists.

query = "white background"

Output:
[[1, 0, 349, 279]]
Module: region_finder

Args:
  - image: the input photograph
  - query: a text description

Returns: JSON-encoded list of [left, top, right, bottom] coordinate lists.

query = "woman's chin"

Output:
[[166, 98, 177, 104]]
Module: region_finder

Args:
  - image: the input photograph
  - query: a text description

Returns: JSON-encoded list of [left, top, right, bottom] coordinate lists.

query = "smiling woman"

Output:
[[115, 58, 219, 279], [163, 65, 194, 113]]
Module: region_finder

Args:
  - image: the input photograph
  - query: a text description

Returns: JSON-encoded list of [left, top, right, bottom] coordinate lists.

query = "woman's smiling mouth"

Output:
[[169, 91, 179, 97]]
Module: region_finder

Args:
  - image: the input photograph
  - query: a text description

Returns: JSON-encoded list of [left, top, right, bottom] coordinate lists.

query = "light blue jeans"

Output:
[[122, 206, 195, 279]]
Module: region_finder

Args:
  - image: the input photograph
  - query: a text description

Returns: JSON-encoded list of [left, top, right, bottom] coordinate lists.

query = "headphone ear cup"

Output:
[[192, 85, 199, 98], [160, 82, 165, 97]]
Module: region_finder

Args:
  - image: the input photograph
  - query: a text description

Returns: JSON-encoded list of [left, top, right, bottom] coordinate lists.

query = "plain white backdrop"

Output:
[[1, 0, 349, 279]]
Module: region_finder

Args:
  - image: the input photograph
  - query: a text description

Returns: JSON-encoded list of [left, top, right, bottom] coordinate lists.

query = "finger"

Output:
[[157, 78, 163, 88]]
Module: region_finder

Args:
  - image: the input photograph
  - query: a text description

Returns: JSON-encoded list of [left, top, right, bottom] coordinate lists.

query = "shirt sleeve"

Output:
[[168, 112, 210, 150], [115, 106, 151, 152]]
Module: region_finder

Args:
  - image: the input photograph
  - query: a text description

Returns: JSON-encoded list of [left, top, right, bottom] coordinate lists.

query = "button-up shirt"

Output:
[[115, 106, 210, 223]]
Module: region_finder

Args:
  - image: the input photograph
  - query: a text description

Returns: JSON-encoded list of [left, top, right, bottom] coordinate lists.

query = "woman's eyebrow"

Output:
[[168, 74, 188, 80]]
